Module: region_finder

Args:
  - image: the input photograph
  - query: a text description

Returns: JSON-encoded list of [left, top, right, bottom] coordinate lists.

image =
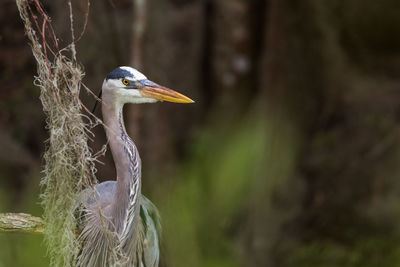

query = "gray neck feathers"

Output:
[[102, 92, 142, 236]]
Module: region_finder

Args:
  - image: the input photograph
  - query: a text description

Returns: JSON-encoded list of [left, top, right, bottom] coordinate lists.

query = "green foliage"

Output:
[[0, 179, 49, 267], [156, 108, 301, 267], [287, 237, 400, 267]]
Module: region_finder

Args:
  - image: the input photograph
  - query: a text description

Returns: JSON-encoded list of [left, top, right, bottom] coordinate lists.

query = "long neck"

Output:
[[102, 92, 141, 235]]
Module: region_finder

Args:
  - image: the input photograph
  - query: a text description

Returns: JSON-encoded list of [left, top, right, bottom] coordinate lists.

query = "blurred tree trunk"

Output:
[[127, 0, 205, 182], [240, 0, 350, 266], [128, 0, 266, 176], [208, 0, 266, 112]]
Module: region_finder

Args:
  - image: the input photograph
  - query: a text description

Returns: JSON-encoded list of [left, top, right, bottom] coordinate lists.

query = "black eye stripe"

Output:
[[106, 67, 134, 80]]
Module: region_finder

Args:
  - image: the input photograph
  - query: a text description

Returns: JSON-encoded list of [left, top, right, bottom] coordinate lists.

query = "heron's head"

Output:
[[102, 66, 194, 105]]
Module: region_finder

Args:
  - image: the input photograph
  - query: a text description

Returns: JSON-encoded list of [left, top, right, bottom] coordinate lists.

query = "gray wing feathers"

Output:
[[76, 205, 117, 267], [140, 195, 161, 267], [75, 181, 160, 267], [77, 181, 116, 209]]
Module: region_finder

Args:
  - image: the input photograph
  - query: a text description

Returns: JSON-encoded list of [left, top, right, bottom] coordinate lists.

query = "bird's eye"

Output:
[[122, 79, 130, 86]]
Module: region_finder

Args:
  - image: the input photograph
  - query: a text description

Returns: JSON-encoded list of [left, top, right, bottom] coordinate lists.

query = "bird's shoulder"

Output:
[[77, 180, 116, 210]]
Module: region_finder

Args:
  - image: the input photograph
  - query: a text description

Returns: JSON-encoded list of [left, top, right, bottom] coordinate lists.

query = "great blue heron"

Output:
[[76, 66, 193, 266]]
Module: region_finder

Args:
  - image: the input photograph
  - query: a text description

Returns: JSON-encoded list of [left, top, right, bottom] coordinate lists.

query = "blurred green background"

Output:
[[1, 0, 400, 266]]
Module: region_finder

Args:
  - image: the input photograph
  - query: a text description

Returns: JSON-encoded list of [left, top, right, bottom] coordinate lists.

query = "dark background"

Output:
[[1, 0, 400, 266]]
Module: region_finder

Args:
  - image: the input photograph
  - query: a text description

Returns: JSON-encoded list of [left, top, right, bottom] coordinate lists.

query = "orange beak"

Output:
[[139, 82, 194, 103]]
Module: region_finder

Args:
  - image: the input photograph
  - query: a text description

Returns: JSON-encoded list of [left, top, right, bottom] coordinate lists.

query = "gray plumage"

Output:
[[77, 182, 160, 267], [75, 66, 192, 266]]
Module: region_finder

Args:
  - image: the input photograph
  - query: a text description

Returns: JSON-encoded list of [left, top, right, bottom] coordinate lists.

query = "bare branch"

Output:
[[0, 213, 44, 234]]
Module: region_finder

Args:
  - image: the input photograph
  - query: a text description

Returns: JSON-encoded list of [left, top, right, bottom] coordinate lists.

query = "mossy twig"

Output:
[[0, 213, 44, 234]]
